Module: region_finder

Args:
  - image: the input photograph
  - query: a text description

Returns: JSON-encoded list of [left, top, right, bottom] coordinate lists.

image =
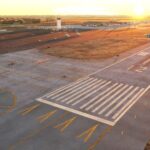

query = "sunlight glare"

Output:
[[134, 5, 145, 17]]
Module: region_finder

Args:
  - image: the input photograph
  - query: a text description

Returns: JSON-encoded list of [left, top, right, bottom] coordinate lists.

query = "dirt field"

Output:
[[0, 30, 77, 54], [1, 22, 150, 59], [41, 27, 150, 59]]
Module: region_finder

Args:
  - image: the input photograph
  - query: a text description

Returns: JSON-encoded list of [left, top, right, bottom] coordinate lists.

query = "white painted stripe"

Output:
[[52, 78, 94, 99], [72, 80, 110, 106], [2, 45, 150, 104], [135, 69, 143, 73], [57, 78, 98, 102], [113, 89, 144, 120], [72, 81, 111, 106], [127, 65, 134, 71], [80, 83, 118, 110], [65, 80, 105, 104], [37, 98, 115, 126], [112, 88, 145, 119], [47, 77, 90, 97], [97, 85, 129, 114], [106, 87, 139, 117], [138, 52, 149, 56], [87, 46, 150, 77], [61, 79, 100, 103], [86, 84, 123, 111], [114, 86, 150, 123], [101, 86, 134, 116], [143, 58, 150, 65], [45, 77, 90, 98]]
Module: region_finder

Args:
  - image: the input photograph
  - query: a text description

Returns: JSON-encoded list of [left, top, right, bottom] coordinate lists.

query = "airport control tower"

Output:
[[57, 18, 62, 30]]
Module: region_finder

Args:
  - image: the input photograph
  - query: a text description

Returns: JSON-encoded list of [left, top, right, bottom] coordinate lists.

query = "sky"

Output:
[[0, 0, 150, 16]]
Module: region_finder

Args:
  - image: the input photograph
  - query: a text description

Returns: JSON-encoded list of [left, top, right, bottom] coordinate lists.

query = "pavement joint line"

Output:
[[0, 66, 47, 82], [0, 66, 30, 76]]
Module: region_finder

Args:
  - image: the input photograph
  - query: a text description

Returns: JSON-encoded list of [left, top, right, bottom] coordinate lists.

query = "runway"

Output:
[[0, 44, 150, 150], [37, 45, 150, 126]]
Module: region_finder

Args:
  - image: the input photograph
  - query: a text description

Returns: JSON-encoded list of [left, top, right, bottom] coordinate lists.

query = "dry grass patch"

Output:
[[42, 28, 150, 59]]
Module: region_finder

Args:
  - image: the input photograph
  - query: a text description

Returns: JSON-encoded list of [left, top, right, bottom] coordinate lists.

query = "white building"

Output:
[[57, 18, 62, 30]]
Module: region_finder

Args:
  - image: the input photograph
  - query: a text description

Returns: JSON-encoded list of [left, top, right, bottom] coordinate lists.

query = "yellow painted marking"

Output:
[[37, 110, 57, 123], [9, 112, 69, 150], [47, 111, 69, 126], [6, 93, 16, 114], [88, 126, 112, 150], [38, 98, 115, 126], [127, 65, 134, 71], [77, 124, 99, 143], [135, 69, 143, 73], [0, 89, 17, 116], [20, 104, 40, 116], [0, 89, 17, 109], [54, 116, 77, 132]]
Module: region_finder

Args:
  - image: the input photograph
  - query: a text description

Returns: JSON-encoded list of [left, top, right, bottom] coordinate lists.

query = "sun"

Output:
[[133, 5, 145, 18]]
